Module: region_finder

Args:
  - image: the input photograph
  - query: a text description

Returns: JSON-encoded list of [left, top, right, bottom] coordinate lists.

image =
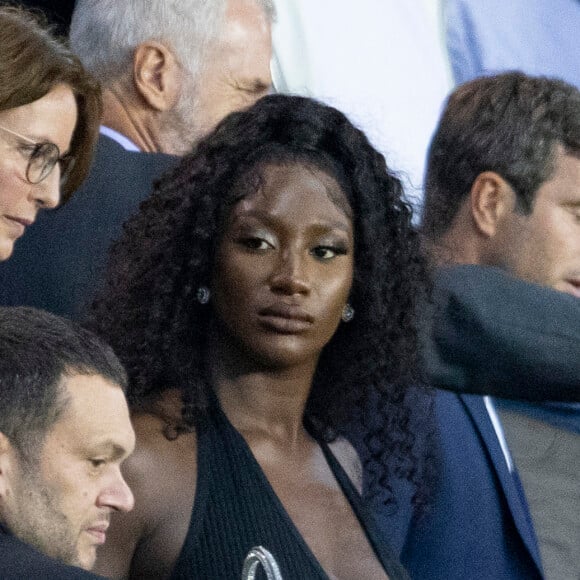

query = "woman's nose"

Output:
[[269, 251, 310, 295], [33, 165, 61, 209]]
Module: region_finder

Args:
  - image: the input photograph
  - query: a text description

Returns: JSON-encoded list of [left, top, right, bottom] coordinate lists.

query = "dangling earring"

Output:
[[341, 303, 354, 323], [196, 286, 210, 304]]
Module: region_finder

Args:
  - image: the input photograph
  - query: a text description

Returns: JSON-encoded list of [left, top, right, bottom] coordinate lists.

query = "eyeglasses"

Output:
[[0, 123, 74, 186]]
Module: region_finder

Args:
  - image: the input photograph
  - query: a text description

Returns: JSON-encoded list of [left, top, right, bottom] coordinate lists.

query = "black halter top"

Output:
[[170, 405, 409, 579]]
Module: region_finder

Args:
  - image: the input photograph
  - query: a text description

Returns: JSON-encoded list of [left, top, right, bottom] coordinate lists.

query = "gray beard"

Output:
[[161, 83, 206, 154]]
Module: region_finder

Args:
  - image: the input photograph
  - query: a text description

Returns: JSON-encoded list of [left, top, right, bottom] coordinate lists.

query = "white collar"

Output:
[[99, 126, 140, 152]]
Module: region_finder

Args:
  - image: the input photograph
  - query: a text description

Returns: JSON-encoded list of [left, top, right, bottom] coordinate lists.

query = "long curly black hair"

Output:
[[87, 95, 433, 510]]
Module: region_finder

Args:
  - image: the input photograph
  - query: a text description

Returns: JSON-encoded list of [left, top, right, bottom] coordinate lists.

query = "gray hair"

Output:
[[70, 0, 275, 86]]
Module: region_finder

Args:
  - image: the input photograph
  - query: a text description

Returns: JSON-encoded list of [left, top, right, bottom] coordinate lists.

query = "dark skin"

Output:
[[94, 164, 390, 579]]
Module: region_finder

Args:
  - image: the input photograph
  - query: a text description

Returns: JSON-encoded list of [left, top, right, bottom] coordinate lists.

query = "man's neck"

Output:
[[101, 88, 161, 153], [428, 239, 478, 268], [428, 217, 487, 267]]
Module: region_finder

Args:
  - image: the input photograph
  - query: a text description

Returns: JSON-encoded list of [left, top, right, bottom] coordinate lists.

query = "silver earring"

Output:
[[341, 303, 354, 323], [196, 286, 210, 304]]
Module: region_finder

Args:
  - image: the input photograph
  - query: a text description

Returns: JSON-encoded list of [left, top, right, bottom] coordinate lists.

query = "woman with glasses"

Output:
[[0, 5, 100, 261]]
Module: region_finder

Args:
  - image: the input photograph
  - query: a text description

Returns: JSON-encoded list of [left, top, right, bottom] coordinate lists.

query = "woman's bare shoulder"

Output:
[[129, 409, 198, 499], [94, 390, 198, 579]]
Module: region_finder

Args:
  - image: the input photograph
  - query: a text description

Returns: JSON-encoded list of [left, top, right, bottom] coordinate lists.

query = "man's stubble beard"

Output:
[[162, 76, 207, 155], [5, 463, 81, 568]]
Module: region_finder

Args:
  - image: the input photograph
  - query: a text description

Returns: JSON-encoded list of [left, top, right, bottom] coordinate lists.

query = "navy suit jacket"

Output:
[[349, 387, 542, 578], [0, 524, 103, 579], [0, 134, 178, 318], [400, 390, 543, 579]]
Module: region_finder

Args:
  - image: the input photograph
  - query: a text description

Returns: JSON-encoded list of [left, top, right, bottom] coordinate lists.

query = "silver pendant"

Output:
[[241, 546, 283, 580]]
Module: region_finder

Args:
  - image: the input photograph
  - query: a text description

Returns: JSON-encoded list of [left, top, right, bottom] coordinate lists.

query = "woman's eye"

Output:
[[90, 459, 106, 468], [17, 144, 36, 158], [312, 246, 347, 260], [240, 237, 272, 251]]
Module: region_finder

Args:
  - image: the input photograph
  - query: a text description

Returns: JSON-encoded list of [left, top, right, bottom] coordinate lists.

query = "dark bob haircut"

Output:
[[0, 5, 102, 201], [0, 306, 127, 463], [88, 94, 432, 508], [422, 71, 580, 240]]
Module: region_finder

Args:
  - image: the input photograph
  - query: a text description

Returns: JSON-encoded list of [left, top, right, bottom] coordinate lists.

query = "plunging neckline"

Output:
[[210, 404, 405, 580]]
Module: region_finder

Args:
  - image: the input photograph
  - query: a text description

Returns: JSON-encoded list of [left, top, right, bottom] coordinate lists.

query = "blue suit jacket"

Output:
[[400, 390, 543, 579]]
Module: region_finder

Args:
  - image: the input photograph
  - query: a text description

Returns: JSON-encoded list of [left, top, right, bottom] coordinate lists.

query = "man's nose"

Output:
[[98, 470, 135, 513]]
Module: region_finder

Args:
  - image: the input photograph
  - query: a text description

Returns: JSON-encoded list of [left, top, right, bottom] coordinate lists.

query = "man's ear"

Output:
[[469, 171, 515, 238], [133, 41, 182, 112]]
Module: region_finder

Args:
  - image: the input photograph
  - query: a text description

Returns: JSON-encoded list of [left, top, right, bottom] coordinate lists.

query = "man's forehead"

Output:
[[535, 149, 580, 204], [48, 374, 134, 451]]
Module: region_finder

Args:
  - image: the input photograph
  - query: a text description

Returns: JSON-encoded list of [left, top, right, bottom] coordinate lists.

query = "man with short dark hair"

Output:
[[0, 306, 135, 579], [420, 71, 580, 580]]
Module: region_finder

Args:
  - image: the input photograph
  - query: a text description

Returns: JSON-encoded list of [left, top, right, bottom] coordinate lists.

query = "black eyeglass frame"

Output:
[[0, 123, 74, 186]]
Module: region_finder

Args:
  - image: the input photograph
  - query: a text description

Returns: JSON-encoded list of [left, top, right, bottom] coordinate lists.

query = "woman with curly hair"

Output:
[[88, 94, 430, 579]]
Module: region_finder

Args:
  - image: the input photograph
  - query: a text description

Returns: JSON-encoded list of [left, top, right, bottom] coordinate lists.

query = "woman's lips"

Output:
[[4, 215, 32, 239], [6, 215, 33, 227], [3, 215, 32, 237], [258, 304, 314, 333]]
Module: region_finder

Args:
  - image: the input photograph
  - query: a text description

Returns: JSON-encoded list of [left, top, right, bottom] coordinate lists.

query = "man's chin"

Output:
[[73, 547, 97, 571]]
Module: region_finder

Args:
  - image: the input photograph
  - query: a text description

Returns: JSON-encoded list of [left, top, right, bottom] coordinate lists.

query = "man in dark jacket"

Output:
[[0, 307, 135, 578], [419, 71, 580, 580]]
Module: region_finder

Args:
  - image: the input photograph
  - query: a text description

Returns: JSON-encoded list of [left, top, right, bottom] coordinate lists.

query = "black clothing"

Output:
[[0, 523, 103, 579], [0, 134, 177, 318], [425, 265, 580, 401], [171, 406, 408, 579]]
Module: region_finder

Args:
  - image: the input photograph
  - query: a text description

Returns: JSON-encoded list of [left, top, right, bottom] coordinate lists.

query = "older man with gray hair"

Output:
[[0, 0, 274, 318], [71, 0, 273, 153]]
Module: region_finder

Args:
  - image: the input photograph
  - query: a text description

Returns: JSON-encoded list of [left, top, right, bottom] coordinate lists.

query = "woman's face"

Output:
[[212, 162, 354, 370], [0, 83, 78, 260]]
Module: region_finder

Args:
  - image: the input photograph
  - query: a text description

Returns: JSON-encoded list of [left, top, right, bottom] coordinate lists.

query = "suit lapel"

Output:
[[459, 394, 543, 573]]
